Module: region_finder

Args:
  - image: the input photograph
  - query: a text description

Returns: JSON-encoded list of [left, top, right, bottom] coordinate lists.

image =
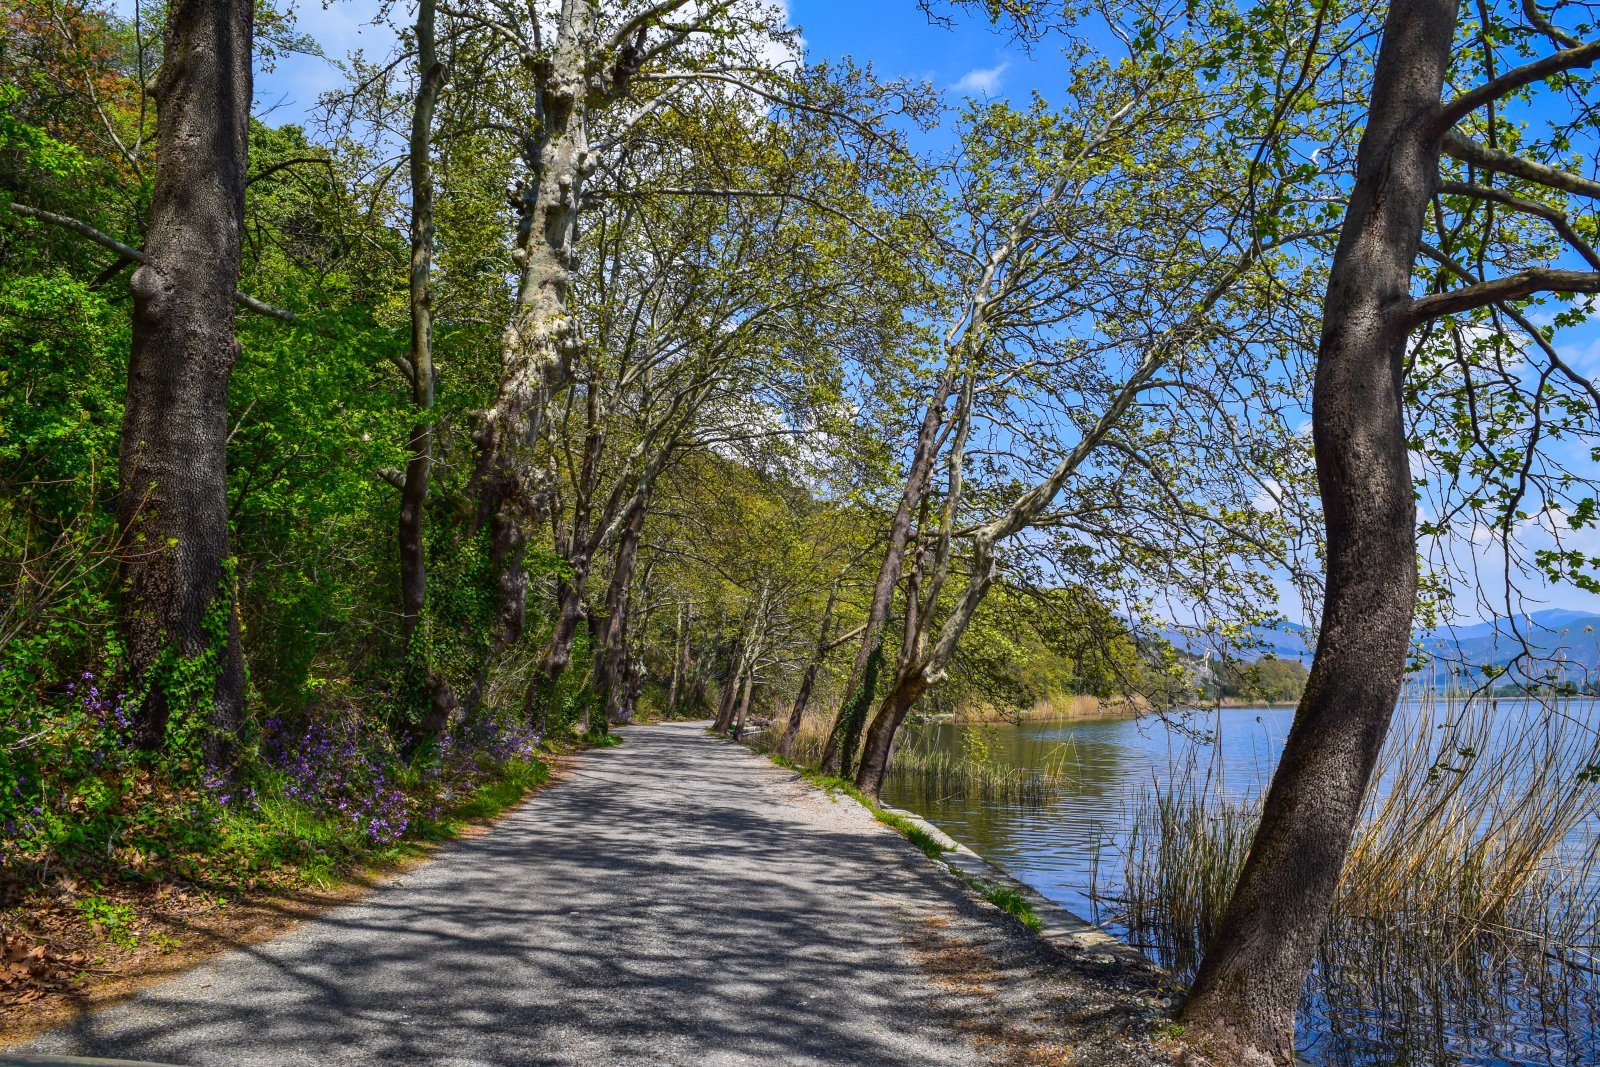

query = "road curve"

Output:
[[22, 722, 1005, 1066]]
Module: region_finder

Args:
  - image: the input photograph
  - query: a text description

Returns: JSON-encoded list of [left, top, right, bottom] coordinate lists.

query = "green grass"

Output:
[[956, 872, 1045, 931], [409, 758, 553, 840], [766, 754, 948, 860], [764, 748, 1049, 933]]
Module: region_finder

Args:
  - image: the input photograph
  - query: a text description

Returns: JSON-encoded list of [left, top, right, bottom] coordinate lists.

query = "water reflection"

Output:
[[880, 702, 1600, 1066]]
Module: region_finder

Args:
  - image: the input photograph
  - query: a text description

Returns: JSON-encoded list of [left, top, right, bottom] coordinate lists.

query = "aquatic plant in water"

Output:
[[1102, 695, 1600, 1065]]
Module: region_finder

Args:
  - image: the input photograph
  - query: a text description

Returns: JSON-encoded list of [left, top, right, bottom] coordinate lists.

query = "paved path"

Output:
[[21, 723, 1012, 1066]]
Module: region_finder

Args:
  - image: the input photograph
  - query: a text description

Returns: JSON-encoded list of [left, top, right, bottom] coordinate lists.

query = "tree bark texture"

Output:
[[820, 369, 955, 771], [118, 0, 253, 765], [469, 11, 596, 656], [1179, 1, 1453, 1059]]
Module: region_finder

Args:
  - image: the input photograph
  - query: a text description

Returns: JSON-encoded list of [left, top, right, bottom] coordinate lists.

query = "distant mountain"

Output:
[[1415, 609, 1600, 687], [1157, 620, 1316, 664], [1156, 609, 1600, 686]]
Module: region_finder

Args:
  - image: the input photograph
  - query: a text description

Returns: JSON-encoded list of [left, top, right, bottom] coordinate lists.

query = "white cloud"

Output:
[[951, 62, 1008, 97]]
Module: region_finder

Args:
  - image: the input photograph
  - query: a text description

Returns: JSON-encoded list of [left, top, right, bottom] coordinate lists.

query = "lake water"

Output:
[[880, 701, 1600, 1066]]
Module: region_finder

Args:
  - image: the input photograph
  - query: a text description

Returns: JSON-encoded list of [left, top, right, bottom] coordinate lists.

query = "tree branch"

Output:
[[1442, 129, 1600, 199], [1523, 0, 1581, 48], [246, 156, 334, 187], [1437, 38, 1600, 126], [4, 201, 416, 383], [1437, 179, 1600, 269], [1409, 266, 1600, 324]]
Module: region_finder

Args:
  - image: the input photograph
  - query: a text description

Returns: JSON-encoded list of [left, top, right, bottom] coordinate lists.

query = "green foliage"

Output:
[[832, 645, 885, 778], [75, 894, 139, 949], [0, 274, 123, 701], [1212, 655, 1308, 704]]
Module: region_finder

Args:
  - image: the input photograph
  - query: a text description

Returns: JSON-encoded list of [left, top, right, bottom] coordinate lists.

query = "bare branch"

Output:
[[1442, 129, 1600, 198], [1437, 38, 1600, 125]]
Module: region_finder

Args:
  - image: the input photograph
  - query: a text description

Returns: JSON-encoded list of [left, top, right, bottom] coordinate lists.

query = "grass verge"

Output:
[[761, 747, 1046, 934], [0, 739, 589, 1036], [766, 753, 948, 860]]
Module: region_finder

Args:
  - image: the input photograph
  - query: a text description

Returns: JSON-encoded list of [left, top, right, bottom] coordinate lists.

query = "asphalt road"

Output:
[[20, 722, 1002, 1066]]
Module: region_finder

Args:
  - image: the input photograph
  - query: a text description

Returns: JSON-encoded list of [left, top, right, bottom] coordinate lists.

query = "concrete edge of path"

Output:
[[734, 733, 1160, 975], [873, 803, 1154, 971]]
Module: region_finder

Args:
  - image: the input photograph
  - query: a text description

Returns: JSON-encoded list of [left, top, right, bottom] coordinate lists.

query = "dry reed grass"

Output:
[[1104, 694, 1600, 1060]]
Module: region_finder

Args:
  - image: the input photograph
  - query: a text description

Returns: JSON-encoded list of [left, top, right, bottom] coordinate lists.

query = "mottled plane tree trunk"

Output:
[[118, 0, 253, 764], [1182, 2, 1600, 1060], [467, 0, 704, 670]]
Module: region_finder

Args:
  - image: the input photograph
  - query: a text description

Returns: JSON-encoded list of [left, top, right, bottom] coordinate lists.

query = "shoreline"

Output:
[[917, 697, 1299, 728]]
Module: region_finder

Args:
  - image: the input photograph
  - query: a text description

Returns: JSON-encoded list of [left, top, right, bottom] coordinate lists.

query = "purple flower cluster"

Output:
[[259, 702, 541, 846], [2, 671, 134, 861], [262, 713, 412, 844]]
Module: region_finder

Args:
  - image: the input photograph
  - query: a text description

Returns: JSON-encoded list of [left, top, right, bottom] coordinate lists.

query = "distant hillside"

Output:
[[1158, 620, 1316, 664], [1164, 614, 1600, 687], [1414, 609, 1600, 688], [1160, 610, 1600, 689]]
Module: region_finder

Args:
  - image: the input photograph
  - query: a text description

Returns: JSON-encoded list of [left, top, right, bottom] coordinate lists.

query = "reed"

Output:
[[1103, 694, 1600, 1060], [752, 715, 1077, 804], [884, 727, 1077, 804]]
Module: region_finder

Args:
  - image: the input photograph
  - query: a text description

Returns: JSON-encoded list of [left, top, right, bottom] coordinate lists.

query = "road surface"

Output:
[[20, 722, 1170, 1066]]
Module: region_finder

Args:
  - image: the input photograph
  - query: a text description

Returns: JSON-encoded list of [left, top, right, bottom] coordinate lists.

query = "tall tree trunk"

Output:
[[522, 565, 589, 725], [852, 672, 928, 791], [518, 416, 604, 724], [118, 0, 252, 765], [821, 368, 954, 771], [779, 583, 838, 758], [666, 602, 690, 713], [712, 647, 744, 734], [400, 0, 456, 736], [686, 646, 712, 715], [596, 501, 645, 724], [855, 520, 993, 798], [1178, 1, 1451, 1060], [577, 608, 605, 736], [730, 667, 755, 740]]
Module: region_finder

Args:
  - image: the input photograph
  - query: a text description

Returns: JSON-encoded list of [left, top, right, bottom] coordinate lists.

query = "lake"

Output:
[[880, 700, 1600, 1066]]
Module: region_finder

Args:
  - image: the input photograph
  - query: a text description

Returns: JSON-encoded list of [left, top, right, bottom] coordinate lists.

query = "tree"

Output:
[[117, 0, 253, 761], [1181, 1, 1600, 1062], [846, 38, 1326, 796], [452, 0, 801, 672], [399, 0, 457, 733]]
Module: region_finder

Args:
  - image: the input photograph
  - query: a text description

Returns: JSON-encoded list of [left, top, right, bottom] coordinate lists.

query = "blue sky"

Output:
[[227, 1, 1053, 129]]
